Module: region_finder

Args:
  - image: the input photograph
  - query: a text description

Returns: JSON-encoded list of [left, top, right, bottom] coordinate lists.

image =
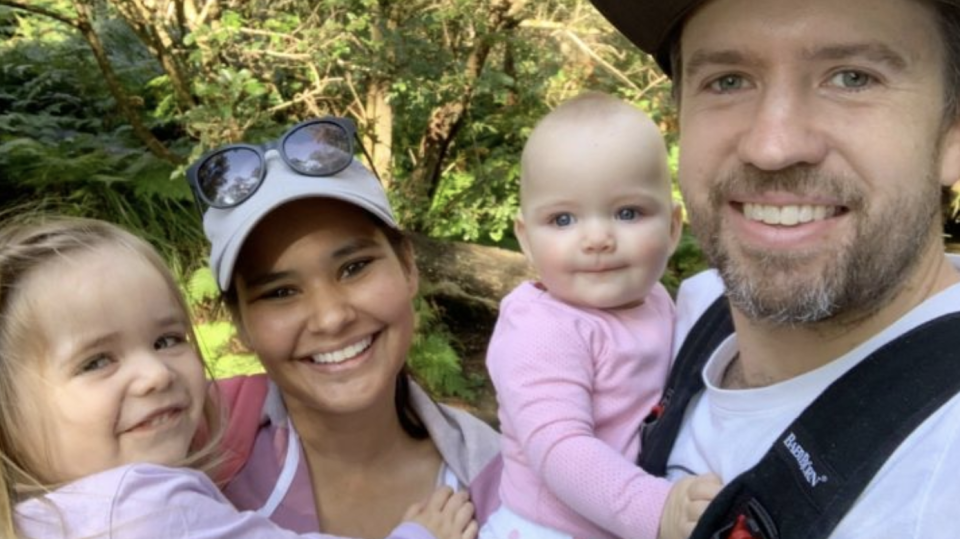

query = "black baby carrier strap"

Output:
[[639, 296, 960, 539], [639, 296, 734, 475]]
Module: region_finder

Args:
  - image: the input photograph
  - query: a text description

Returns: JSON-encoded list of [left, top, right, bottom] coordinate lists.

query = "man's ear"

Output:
[[668, 202, 684, 256], [940, 119, 960, 187], [514, 213, 534, 266]]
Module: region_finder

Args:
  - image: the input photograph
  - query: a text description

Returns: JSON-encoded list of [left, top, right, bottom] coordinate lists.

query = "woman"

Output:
[[187, 117, 501, 538]]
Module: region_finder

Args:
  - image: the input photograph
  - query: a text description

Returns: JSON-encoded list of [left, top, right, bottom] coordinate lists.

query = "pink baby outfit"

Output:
[[485, 281, 674, 539]]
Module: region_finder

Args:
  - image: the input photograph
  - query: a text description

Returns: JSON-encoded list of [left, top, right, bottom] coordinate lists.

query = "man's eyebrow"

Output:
[[684, 42, 910, 80], [684, 49, 761, 80], [802, 42, 909, 71]]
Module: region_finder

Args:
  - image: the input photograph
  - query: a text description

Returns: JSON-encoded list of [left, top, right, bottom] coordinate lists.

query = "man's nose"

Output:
[[736, 84, 829, 171]]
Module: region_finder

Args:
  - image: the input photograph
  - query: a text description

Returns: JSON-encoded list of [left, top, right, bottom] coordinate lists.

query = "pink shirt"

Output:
[[15, 464, 435, 539], [486, 281, 674, 539], [215, 375, 502, 531]]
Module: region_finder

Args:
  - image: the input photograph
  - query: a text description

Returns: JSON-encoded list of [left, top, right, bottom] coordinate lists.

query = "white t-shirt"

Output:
[[668, 255, 960, 539]]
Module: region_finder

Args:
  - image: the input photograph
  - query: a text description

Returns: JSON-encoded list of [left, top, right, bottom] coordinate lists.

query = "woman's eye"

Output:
[[79, 354, 113, 374], [261, 287, 297, 300], [341, 259, 371, 279], [155, 334, 186, 350], [708, 74, 745, 93], [552, 213, 574, 227], [829, 70, 874, 90], [617, 207, 640, 221]]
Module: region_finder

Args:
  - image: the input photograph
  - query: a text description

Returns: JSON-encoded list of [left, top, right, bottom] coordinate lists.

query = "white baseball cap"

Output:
[[202, 149, 398, 291]]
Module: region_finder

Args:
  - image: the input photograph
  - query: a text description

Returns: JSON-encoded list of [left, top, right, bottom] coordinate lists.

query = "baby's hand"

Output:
[[658, 473, 722, 539], [403, 486, 477, 539]]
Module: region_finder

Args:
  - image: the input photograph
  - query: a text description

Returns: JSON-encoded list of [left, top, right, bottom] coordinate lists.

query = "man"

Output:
[[589, 0, 960, 537]]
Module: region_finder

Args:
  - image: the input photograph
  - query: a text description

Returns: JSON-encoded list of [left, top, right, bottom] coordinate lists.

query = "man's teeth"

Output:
[[743, 203, 836, 226], [312, 336, 373, 364]]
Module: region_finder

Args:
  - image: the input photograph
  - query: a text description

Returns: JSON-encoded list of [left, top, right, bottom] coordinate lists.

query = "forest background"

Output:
[[2, 0, 959, 419]]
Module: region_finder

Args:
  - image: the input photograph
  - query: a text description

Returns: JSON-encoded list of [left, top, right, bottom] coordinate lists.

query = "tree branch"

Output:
[[560, 29, 643, 94], [0, 0, 79, 28]]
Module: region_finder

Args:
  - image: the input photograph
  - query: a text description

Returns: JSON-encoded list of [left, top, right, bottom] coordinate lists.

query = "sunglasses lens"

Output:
[[197, 147, 262, 208], [284, 121, 352, 175]]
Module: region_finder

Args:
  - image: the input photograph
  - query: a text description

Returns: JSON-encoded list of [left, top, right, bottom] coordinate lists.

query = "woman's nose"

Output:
[[305, 288, 357, 334]]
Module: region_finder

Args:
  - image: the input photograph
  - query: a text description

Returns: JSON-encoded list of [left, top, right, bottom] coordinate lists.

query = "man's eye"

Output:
[[552, 213, 574, 227], [829, 70, 873, 89], [617, 207, 640, 221], [709, 74, 745, 93]]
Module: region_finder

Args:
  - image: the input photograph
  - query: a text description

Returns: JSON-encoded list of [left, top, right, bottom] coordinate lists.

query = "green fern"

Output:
[[408, 296, 478, 401]]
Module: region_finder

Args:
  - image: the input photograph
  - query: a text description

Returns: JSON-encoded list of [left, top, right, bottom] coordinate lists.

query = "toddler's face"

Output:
[[516, 115, 680, 309], [18, 245, 207, 483]]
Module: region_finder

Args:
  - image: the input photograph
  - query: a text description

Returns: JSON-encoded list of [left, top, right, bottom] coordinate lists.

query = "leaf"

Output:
[[186, 267, 220, 305]]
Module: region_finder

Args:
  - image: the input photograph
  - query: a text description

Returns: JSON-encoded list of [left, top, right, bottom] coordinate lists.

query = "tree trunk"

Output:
[[401, 0, 525, 231], [71, 1, 184, 164]]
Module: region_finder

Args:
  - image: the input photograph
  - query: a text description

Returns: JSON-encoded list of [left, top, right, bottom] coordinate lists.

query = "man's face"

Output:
[[676, 0, 960, 324]]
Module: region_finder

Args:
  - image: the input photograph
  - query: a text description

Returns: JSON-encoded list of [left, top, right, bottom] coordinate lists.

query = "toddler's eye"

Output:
[[155, 334, 186, 350], [617, 207, 640, 221], [79, 354, 113, 374], [552, 213, 574, 227]]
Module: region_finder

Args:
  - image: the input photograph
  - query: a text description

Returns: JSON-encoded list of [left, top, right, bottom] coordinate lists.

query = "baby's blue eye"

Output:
[[617, 208, 640, 221], [552, 213, 574, 227]]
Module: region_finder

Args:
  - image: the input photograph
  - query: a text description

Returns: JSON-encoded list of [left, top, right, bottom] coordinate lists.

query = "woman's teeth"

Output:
[[311, 336, 373, 364], [743, 203, 837, 226]]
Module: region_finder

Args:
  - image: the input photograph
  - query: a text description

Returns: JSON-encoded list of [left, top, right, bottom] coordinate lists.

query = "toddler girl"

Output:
[[0, 216, 475, 539]]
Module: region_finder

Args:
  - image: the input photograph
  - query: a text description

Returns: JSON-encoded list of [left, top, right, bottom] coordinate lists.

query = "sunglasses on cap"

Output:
[[186, 117, 372, 211]]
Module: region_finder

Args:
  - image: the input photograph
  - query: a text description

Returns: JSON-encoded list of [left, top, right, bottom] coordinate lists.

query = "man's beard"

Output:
[[684, 164, 942, 326]]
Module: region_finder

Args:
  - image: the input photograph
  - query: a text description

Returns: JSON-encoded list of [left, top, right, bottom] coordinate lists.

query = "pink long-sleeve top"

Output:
[[486, 281, 674, 539]]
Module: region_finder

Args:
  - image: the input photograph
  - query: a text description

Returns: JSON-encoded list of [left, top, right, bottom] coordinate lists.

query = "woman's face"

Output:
[[233, 198, 418, 419]]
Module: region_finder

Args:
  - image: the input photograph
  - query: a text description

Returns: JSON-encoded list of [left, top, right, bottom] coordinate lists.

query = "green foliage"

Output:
[[0, 13, 203, 265], [408, 296, 479, 401], [182, 267, 262, 379], [662, 229, 710, 296]]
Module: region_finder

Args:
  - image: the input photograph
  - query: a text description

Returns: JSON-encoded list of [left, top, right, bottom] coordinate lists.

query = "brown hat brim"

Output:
[[588, 0, 704, 75], [589, 0, 960, 77]]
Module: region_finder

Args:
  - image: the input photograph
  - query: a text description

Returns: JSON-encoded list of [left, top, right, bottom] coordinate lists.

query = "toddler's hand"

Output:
[[403, 486, 477, 539], [658, 473, 722, 539]]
